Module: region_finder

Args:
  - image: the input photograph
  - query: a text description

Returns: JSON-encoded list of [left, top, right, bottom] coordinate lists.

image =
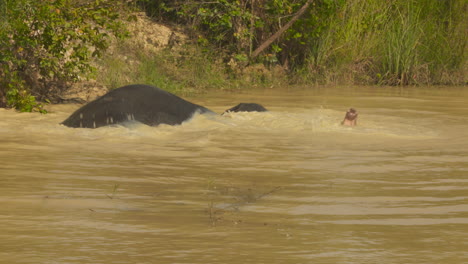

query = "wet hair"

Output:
[[345, 108, 358, 120], [341, 108, 358, 126]]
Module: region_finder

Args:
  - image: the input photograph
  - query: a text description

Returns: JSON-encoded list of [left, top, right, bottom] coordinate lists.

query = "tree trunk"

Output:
[[251, 0, 314, 59]]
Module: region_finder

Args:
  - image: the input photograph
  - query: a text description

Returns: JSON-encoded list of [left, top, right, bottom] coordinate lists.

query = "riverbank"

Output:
[[86, 0, 467, 98], [1, 1, 466, 109], [62, 11, 289, 102], [126, 1, 467, 88]]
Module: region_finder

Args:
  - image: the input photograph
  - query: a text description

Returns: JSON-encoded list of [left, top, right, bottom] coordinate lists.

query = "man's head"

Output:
[[342, 108, 358, 126]]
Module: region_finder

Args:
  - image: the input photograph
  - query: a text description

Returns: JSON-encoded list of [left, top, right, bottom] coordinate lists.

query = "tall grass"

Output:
[[296, 0, 467, 85], [380, 2, 422, 85], [97, 0, 465, 89]]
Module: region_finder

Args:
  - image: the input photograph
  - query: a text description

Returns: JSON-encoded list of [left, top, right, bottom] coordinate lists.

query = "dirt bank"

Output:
[[62, 12, 188, 103]]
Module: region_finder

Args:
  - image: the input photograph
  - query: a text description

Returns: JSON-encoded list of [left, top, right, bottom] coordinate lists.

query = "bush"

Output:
[[135, 0, 467, 86], [0, 0, 130, 112]]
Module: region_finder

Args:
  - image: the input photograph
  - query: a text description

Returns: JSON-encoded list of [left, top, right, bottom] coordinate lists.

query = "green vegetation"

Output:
[[0, 0, 128, 111], [1, 0, 466, 112], [96, 41, 286, 95], [97, 44, 232, 94], [145, 0, 466, 85]]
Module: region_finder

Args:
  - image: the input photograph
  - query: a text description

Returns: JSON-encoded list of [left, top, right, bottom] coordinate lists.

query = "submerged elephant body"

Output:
[[61, 84, 213, 128]]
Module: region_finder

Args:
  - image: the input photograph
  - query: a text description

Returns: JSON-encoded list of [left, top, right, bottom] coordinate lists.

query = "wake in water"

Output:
[[0, 104, 439, 145], [55, 107, 439, 141], [210, 108, 438, 139]]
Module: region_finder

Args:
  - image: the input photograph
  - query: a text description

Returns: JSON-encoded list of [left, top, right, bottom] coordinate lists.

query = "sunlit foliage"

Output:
[[0, 0, 128, 112]]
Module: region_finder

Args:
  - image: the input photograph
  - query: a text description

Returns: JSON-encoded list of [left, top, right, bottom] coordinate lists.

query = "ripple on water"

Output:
[[1, 89, 468, 264]]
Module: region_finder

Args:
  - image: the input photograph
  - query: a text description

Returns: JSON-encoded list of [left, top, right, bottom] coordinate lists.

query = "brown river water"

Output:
[[1, 86, 467, 264]]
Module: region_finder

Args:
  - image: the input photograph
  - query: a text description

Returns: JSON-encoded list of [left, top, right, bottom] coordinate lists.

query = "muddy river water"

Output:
[[1, 86, 467, 264]]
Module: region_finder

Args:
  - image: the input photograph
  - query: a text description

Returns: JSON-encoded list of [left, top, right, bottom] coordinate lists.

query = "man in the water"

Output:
[[342, 108, 358, 126]]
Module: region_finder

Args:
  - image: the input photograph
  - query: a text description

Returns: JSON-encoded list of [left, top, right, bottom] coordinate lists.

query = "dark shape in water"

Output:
[[224, 103, 268, 113], [61, 84, 213, 128], [342, 108, 358, 126]]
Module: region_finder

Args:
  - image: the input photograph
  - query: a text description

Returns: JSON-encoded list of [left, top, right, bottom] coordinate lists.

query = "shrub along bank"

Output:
[[0, 0, 466, 112], [138, 0, 466, 86]]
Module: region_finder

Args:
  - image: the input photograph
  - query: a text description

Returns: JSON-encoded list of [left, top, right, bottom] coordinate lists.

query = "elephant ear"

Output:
[[224, 103, 268, 113], [61, 91, 137, 128]]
